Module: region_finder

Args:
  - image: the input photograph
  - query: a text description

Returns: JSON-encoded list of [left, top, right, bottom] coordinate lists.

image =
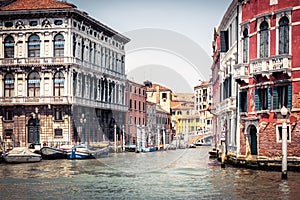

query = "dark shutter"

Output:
[[267, 87, 272, 110], [255, 89, 261, 111], [220, 31, 228, 52]]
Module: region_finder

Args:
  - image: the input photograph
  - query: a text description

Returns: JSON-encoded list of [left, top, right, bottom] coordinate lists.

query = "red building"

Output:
[[235, 0, 300, 162], [126, 80, 146, 145]]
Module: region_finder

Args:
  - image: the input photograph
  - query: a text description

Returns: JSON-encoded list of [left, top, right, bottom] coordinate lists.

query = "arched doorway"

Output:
[[249, 125, 258, 155], [28, 118, 40, 144]]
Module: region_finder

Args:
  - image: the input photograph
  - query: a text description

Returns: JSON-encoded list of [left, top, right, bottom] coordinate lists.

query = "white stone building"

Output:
[[0, 0, 130, 148]]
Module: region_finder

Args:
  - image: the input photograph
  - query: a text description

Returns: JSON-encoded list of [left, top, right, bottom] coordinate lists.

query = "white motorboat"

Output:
[[3, 147, 42, 163]]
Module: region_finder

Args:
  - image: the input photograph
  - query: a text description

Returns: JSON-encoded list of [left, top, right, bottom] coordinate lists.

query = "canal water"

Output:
[[0, 147, 300, 199]]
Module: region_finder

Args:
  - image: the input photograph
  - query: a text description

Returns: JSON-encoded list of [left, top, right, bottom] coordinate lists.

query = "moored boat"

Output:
[[3, 147, 42, 163], [40, 146, 67, 159], [66, 144, 109, 159]]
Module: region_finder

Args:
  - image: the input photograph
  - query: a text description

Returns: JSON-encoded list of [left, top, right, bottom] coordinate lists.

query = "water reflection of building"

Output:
[[0, 0, 130, 148]]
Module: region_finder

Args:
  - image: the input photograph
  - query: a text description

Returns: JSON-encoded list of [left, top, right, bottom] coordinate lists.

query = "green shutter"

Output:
[[255, 89, 261, 111], [273, 86, 278, 110], [267, 87, 271, 110], [288, 84, 292, 109], [239, 92, 243, 112]]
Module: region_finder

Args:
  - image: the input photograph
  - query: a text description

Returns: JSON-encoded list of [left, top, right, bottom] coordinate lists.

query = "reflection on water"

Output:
[[0, 147, 300, 199]]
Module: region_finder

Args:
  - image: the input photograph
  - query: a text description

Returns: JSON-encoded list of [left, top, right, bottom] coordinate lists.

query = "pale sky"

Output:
[[68, 0, 232, 92]]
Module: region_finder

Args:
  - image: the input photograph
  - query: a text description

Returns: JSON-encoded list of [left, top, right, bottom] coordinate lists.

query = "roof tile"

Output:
[[0, 0, 76, 11]]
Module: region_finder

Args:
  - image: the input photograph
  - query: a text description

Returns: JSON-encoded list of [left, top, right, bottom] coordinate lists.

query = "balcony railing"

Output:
[[250, 55, 292, 77], [0, 96, 71, 105], [0, 57, 126, 79], [234, 63, 249, 83]]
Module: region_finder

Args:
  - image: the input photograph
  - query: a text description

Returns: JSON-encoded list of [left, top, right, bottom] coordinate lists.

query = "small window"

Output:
[[54, 109, 63, 121], [276, 124, 291, 143], [4, 108, 13, 121], [54, 20, 63, 25], [4, 22, 13, 27], [73, 21, 77, 27], [54, 128, 63, 137], [29, 21, 38, 26]]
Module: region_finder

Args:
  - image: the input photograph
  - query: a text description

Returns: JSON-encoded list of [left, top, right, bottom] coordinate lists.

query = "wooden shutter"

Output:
[[255, 89, 261, 111], [273, 86, 278, 109], [220, 31, 228, 52], [288, 84, 292, 109], [267, 87, 272, 110]]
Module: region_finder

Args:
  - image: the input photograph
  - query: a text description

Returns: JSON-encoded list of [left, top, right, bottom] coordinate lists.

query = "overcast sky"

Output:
[[67, 0, 232, 92]]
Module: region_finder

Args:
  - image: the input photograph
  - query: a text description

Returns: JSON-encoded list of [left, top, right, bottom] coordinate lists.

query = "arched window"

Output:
[[259, 21, 269, 58], [54, 71, 65, 96], [28, 71, 40, 97], [28, 34, 40, 57], [243, 28, 249, 63], [279, 16, 289, 54], [54, 34, 64, 57], [4, 73, 14, 97], [4, 36, 14, 58]]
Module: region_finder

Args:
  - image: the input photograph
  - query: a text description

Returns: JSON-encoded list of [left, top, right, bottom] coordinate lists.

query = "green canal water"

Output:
[[0, 147, 300, 199]]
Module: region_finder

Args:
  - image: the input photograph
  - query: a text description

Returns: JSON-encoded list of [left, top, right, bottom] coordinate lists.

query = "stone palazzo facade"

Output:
[[0, 0, 130, 148]]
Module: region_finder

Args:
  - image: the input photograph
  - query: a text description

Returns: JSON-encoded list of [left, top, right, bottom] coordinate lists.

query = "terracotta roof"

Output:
[[0, 0, 76, 11]]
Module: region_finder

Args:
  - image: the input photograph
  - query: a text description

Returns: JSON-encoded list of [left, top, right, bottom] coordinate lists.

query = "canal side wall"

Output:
[[225, 154, 300, 172]]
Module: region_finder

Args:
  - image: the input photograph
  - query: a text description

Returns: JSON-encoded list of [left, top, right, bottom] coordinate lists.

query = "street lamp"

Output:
[[280, 106, 288, 180]]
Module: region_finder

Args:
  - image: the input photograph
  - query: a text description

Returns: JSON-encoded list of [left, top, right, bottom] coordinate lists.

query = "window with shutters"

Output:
[[273, 84, 291, 110], [239, 90, 248, 112], [220, 30, 229, 52], [259, 21, 269, 58], [279, 16, 289, 55], [255, 87, 271, 111], [242, 28, 248, 63]]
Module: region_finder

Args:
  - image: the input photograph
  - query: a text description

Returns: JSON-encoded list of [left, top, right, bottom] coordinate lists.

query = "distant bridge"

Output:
[[189, 134, 212, 145]]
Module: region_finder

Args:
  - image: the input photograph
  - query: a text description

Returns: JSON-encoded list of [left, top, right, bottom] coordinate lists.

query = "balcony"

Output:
[[250, 55, 292, 78], [0, 57, 126, 80], [234, 63, 249, 84], [216, 97, 236, 115], [0, 96, 71, 105]]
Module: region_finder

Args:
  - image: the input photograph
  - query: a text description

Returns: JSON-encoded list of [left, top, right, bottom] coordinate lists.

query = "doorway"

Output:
[[249, 125, 258, 155], [28, 118, 40, 144]]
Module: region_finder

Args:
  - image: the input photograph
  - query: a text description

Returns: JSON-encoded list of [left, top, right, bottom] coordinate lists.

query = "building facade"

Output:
[[0, 0, 130, 148], [194, 81, 213, 134], [212, 0, 239, 156], [126, 80, 146, 145], [234, 0, 300, 161]]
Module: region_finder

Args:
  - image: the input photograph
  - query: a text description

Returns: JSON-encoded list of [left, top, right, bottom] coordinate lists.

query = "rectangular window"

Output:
[[54, 128, 63, 137], [273, 84, 291, 110], [220, 30, 229, 52], [276, 124, 291, 143], [239, 90, 248, 112], [162, 93, 167, 99], [255, 87, 271, 111], [54, 109, 63, 121], [4, 108, 13, 121]]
